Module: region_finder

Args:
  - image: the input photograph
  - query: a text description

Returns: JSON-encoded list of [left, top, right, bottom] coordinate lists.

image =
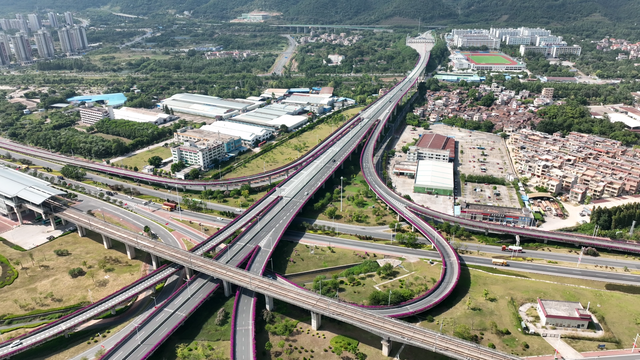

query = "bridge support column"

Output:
[[110, 306, 116, 315], [265, 295, 274, 311], [186, 268, 194, 279], [125, 244, 136, 260], [151, 254, 159, 270], [269, 176, 272, 185], [381, 338, 392, 357], [311, 311, 322, 330], [61, 218, 66, 225], [15, 209, 23, 225], [102, 234, 112, 249], [544, 239, 548, 244], [48, 215, 56, 230], [77, 225, 86, 237], [223, 280, 232, 297]]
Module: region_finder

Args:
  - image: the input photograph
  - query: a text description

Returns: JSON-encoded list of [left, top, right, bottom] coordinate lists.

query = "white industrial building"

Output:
[[80, 106, 176, 125], [201, 121, 274, 147], [161, 93, 262, 119], [413, 160, 454, 196], [230, 103, 308, 131], [536, 298, 592, 328], [282, 94, 334, 114], [519, 44, 581, 58], [110, 107, 176, 125]]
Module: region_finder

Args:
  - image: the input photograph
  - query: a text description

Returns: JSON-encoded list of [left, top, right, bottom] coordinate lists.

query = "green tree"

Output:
[[60, 165, 86, 180], [148, 155, 163, 166], [325, 207, 337, 219]]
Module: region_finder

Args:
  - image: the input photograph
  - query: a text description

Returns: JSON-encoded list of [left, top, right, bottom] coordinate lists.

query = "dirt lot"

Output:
[[461, 182, 520, 208], [388, 125, 454, 215]]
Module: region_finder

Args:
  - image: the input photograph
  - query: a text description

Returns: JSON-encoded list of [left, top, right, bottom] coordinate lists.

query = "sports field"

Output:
[[464, 53, 518, 65]]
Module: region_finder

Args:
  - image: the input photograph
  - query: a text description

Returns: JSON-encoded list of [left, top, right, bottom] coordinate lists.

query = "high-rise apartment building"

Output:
[[34, 29, 55, 59], [70, 25, 88, 51], [10, 32, 32, 62], [64, 12, 74, 26], [47, 12, 59, 28], [0, 32, 11, 65], [27, 14, 41, 32], [57, 26, 74, 53], [15, 14, 29, 33], [0, 19, 11, 31]]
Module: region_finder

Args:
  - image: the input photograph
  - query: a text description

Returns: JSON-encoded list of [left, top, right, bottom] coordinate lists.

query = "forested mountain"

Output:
[[2, 0, 640, 33]]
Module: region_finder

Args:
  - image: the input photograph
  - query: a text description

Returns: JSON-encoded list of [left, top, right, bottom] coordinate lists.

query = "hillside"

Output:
[[1, 0, 640, 36]]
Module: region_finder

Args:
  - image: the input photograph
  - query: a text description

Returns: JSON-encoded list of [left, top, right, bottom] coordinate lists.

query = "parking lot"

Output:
[[461, 182, 521, 208]]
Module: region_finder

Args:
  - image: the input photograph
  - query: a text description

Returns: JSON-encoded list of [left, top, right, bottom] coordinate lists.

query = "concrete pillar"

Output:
[[269, 176, 272, 185], [125, 244, 136, 260], [186, 268, 194, 279], [61, 218, 67, 225], [110, 306, 116, 315], [265, 295, 274, 311], [223, 280, 232, 297], [77, 225, 86, 237], [311, 311, 322, 330], [15, 209, 23, 225], [151, 254, 159, 270], [102, 234, 112, 249], [381, 338, 392, 356], [48, 215, 56, 230], [544, 239, 548, 244]]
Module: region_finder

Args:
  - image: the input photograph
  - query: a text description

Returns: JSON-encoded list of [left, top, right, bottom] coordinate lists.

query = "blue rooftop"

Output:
[[288, 88, 310, 93], [67, 93, 127, 107]]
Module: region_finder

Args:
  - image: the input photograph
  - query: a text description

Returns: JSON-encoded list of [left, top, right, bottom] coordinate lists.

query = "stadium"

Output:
[[450, 50, 526, 71]]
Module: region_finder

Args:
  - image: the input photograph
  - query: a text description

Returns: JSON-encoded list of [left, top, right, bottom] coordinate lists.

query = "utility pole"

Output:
[[175, 183, 182, 221], [340, 176, 344, 212]]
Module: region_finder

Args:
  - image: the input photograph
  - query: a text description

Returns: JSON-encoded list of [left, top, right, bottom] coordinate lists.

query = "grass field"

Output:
[[149, 294, 234, 360], [0, 231, 146, 318], [301, 259, 443, 305], [271, 241, 381, 275], [223, 107, 364, 179], [114, 146, 172, 169], [417, 266, 640, 356], [467, 54, 514, 65], [94, 133, 133, 144]]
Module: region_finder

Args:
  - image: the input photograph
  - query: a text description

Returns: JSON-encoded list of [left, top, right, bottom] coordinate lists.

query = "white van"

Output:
[[10, 340, 23, 348]]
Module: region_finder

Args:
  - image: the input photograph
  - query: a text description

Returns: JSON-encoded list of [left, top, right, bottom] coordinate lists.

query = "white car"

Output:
[[10, 340, 22, 348]]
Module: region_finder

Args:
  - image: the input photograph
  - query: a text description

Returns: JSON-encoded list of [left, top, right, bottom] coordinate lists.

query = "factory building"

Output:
[[161, 93, 261, 119], [457, 202, 533, 227], [281, 94, 334, 114], [171, 140, 226, 170], [201, 121, 274, 148], [109, 107, 176, 125], [413, 160, 454, 196], [230, 103, 308, 131]]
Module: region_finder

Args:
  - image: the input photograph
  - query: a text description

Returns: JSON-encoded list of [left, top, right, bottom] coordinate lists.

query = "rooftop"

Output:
[[67, 93, 127, 107], [538, 298, 591, 320], [0, 165, 65, 205], [415, 160, 454, 190], [415, 133, 456, 159]]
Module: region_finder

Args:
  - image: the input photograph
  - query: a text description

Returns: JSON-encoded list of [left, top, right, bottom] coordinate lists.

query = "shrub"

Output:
[[54, 249, 70, 256], [488, 343, 496, 349], [68, 267, 85, 278]]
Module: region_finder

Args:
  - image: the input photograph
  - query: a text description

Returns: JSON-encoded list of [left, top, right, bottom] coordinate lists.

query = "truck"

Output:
[[162, 202, 177, 211], [492, 259, 508, 266], [501, 245, 523, 252]]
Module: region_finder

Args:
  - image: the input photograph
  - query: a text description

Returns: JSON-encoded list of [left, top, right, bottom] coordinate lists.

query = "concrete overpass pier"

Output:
[[151, 254, 159, 270], [102, 234, 112, 249], [186, 268, 194, 279], [125, 244, 136, 259], [48, 215, 56, 230], [223, 280, 232, 297], [381, 338, 392, 356], [265, 295, 274, 311], [310, 311, 322, 330], [77, 225, 86, 237]]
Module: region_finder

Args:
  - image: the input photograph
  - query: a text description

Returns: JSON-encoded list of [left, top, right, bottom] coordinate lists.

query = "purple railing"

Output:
[[229, 288, 241, 360]]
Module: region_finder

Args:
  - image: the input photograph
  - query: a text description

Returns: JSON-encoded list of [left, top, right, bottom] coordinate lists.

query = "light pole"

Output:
[[99, 209, 106, 222], [340, 177, 344, 212], [219, 165, 222, 180], [175, 183, 182, 221], [151, 295, 157, 307], [388, 289, 392, 306]]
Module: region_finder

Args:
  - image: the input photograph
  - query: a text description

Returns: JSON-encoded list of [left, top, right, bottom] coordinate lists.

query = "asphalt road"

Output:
[[271, 35, 297, 75]]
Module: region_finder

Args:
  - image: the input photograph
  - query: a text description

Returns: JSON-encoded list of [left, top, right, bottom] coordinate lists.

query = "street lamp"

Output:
[[175, 183, 182, 221], [98, 209, 106, 222], [388, 290, 392, 306]]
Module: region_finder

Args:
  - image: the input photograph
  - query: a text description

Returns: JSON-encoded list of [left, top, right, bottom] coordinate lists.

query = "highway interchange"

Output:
[[0, 32, 639, 360]]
